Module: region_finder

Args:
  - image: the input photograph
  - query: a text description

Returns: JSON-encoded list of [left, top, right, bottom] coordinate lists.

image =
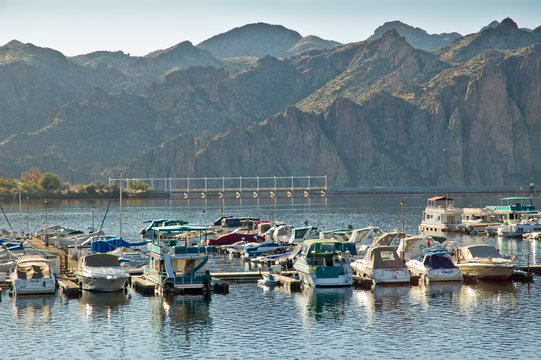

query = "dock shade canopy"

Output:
[[427, 196, 454, 202], [82, 254, 121, 267]]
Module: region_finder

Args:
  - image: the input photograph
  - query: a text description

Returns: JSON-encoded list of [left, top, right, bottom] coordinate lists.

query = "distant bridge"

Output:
[[109, 175, 327, 199]]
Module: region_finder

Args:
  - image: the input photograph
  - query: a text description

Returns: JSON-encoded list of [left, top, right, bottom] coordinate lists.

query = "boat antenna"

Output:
[[0, 202, 16, 233], [97, 178, 119, 235]]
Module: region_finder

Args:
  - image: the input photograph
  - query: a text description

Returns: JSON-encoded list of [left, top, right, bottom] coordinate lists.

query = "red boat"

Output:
[[207, 232, 265, 246]]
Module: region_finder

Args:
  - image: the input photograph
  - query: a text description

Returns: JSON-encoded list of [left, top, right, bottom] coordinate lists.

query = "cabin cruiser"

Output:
[[396, 235, 433, 260], [396, 234, 462, 282], [347, 226, 381, 249], [207, 229, 264, 246], [143, 225, 212, 294], [242, 242, 287, 259], [293, 239, 353, 287], [406, 248, 463, 283], [350, 246, 410, 285], [140, 219, 189, 239], [451, 244, 515, 280], [10, 255, 56, 295], [497, 219, 541, 238], [76, 253, 129, 292], [419, 196, 462, 241]]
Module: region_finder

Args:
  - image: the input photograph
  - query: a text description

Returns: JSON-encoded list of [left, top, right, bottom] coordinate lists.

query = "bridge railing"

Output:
[[109, 175, 327, 198]]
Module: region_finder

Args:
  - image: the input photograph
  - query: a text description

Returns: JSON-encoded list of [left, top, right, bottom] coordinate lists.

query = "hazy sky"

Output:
[[1, 0, 539, 56]]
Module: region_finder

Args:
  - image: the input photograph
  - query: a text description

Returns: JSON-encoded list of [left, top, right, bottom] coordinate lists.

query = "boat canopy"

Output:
[[463, 245, 504, 259], [91, 237, 148, 253], [419, 250, 457, 269], [82, 253, 121, 267], [427, 196, 454, 202], [486, 197, 537, 212], [301, 240, 344, 257], [426, 196, 454, 208], [367, 246, 407, 270]]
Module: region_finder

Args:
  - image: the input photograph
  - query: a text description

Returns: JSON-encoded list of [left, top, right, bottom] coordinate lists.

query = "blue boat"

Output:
[[406, 247, 463, 283], [243, 242, 285, 259]]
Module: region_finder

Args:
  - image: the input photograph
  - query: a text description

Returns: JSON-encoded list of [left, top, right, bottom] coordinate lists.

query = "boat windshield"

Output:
[[83, 254, 121, 267], [422, 254, 457, 269]]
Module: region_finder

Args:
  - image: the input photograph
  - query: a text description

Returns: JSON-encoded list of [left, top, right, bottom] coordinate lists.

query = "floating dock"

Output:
[[130, 276, 156, 295], [210, 271, 262, 281], [57, 278, 82, 297]]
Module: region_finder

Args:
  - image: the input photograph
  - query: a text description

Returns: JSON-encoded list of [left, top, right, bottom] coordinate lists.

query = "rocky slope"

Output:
[[0, 19, 540, 187]]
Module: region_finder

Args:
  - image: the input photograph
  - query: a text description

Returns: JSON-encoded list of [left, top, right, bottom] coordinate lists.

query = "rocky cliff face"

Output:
[[0, 19, 540, 188]]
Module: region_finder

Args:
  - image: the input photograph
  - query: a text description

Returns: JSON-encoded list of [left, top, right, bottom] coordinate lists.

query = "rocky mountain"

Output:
[[0, 19, 540, 187], [436, 18, 541, 64], [130, 42, 541, 187], [368, 21, 462, 50], [0, 41, 127, 141], [70, 41, 225, 92], [197, 22, 341, 59]]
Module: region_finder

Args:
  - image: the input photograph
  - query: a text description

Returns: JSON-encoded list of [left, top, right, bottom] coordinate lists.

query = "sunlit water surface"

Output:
[[1, 195, 540, 359]]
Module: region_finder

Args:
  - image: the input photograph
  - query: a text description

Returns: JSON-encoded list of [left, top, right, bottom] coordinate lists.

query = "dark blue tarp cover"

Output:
[[420, 251, 458, 269], [91, 237, 149, 253]]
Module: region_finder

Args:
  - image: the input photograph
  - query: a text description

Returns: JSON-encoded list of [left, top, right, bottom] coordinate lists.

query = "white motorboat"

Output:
[[350, 246, 410, 285], [405, 247, 463, 283], [452, 244, 515, 280], [10, 255, 56, 295], [76, 253, 129, 292], [293, 239, 353, 287]]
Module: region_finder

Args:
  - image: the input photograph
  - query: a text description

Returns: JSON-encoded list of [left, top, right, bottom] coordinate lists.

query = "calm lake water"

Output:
[[1, 195, 541, 359]]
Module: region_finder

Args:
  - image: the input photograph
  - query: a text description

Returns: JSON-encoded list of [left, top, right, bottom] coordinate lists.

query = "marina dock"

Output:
[[57, 278, 82, 297]]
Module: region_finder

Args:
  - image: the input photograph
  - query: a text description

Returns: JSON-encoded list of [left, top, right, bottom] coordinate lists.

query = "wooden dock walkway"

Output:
[[130, 276, 156, 295], [210, 271, 262, 281], [57, 278, 82, 297], [265, 272, 301, 292]]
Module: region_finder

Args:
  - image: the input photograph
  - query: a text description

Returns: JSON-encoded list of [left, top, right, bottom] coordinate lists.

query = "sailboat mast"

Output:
[[18, 181, 23, 237], [119, 176, 123, 239]]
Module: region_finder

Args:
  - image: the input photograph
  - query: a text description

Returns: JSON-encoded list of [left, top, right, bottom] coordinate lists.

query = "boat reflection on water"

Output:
[[150, 294, 212, 346], [352, 285, 410, 322], [409, 281, 463, 309], [79, 290, 130, 320], [459, 280, 517, 318], [13, 294, 55, 325], [295, 286, 351, 324]]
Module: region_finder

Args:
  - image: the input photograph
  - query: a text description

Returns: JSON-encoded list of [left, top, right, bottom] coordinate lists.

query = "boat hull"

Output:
[[78, 275, 128, 292], [406, 261, 463, 282], [351, 261, 410, 285], [295, 264, 353, 287], [11, 277, 56, 295], [457, 264, 515, 280]]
